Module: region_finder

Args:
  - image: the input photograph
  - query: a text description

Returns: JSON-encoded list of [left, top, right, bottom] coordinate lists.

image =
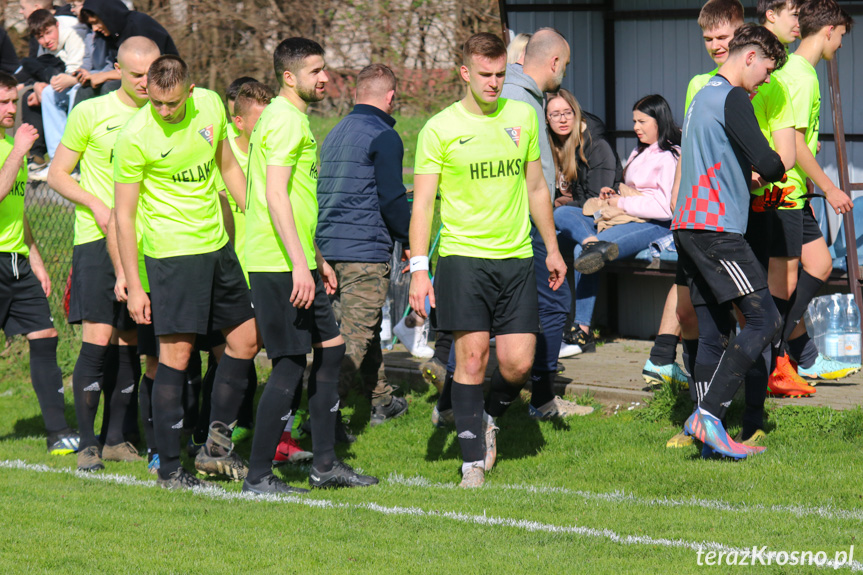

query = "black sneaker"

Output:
[[370, 396, 408, 427], [242, 473, 310, 496], [159, 467, 213, 490], [47, 429, 79, 455], [573, 327, 596, 353], [573, 241, 619, 274], [309, 460, 378, 489]]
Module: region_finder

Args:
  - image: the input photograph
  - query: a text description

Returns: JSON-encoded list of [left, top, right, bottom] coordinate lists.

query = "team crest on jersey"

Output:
[[504, 127, 521, 147], [198, 125, 215, 147]]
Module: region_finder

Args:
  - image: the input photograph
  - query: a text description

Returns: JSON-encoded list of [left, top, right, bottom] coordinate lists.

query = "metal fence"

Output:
[[24, 181, 76, 338]]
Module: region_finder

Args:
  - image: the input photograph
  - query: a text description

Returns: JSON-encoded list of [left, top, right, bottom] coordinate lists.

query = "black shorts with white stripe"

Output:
[[673, 230, 768, 307]]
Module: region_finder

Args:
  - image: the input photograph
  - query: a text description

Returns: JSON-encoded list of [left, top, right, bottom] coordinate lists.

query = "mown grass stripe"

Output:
[[386, 473, 863, 522], [2, 459, 860, 572]]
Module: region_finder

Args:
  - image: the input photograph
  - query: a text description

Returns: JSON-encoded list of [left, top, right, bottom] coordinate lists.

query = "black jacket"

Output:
[[82, 0, 178, 62]]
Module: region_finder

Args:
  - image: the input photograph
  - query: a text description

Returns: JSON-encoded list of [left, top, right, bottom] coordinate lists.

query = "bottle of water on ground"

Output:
[[842, 297, 861, 364], [824, 294, 843, 359]]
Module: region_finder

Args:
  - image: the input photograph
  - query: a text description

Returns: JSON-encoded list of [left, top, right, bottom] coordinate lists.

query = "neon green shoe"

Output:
[[231, 426, 254, 443]]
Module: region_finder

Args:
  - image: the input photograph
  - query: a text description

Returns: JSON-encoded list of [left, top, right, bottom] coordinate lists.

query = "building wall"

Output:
[[504, 1, 863, 337]]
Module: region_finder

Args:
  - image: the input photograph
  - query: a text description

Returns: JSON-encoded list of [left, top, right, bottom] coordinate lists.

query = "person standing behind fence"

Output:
[[0, 71, 80, 456], [47, 37, 161, 472], [317, 63, 410, 429]]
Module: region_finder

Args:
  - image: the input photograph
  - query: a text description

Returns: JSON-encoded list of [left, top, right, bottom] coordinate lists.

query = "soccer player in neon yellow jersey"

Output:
[[188, 80, 275, 451], [0, 71, 79, 456], [114, 55, 258, 490], [769, 0, 857, 383], [409, 33, 566, 488], [48, 37, 160, 473], [243, 37, 375, 495]]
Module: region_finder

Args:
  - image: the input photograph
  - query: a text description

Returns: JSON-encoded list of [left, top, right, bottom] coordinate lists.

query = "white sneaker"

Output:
[[528, 396, 594, 420], [29, 163, 50, 182], [393, 317, 434, 358], [559, 341, 583, 358]]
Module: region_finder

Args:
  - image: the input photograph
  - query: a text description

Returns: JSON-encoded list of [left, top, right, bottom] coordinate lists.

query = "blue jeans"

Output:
[[554, 206, 670, 327], [41, 84, 79, 159]]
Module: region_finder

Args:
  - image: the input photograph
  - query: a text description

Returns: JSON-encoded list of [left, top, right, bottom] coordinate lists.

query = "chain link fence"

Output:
[[23, 181, 78, 352]]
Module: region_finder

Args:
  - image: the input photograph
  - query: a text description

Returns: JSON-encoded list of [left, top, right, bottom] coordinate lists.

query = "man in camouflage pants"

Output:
[[317, 63, 410, 428]]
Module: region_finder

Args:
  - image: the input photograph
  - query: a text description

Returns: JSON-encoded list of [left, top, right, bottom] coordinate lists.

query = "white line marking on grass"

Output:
[[387, 473, 863, 523], [2, 460, 860, 571]]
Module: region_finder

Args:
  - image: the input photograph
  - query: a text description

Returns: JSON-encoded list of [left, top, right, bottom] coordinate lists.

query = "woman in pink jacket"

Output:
[[554, 94, 680, 351]]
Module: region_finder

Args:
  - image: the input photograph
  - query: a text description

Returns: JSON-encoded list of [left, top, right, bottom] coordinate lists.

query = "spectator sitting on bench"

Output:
[[554, 94, 679, 350], [19, 9, 85, 181], [547, 89, 621, 210]]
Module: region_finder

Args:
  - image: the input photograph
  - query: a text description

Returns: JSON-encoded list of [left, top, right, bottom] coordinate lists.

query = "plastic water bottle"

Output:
[[380, 298, 394, 350], [842, 297, 861, 363], [824, 295, 843, 359]]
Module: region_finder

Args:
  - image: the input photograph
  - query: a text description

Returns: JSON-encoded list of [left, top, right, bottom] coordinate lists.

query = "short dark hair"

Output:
[[799, 0, 854, 38], [0, 71, 18, 91], [728, 22, 789, 68], [462, 33, 507, 66], [234, 82, 274, 117], [756, 0, 799, 25], [226, 76, 258, 102], [273, 38, 324, 85], [356, 63, 397, 100], [28, 9, 57, 36], [698, 0, 745, 31], [148, 55, 190, 91]]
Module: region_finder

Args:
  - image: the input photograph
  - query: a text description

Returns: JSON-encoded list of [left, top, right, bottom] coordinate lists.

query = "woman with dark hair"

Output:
[[554, 94, 680, 352]]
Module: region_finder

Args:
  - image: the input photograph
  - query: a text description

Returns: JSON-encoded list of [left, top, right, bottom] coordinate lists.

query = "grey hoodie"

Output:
[[501, 63, 555, 204]]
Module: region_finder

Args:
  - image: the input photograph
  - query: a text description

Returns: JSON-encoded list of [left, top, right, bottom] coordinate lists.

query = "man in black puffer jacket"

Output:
[[317, 63, 410, 428]]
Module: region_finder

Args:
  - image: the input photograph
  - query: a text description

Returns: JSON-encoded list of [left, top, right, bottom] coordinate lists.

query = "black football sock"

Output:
[[247, 355, 305, 483], [192, 357, 217, 444], [783, 270, 824, 343], [72, 342, 109, 449], [104, 345, 139, 446], [741, 347, 770, 436], [237, 362, 258, 429], [308, 345, 345, 472], [98, 344, 120, 445], [485, 368, 525, 417], [529, 370, 555, 409], [433, 332, 453, 365], [682, 338, 699, 404], [121, 349, 142, 440], [183, 351, 202, 430], [788, 332, 819, 369], [208, 353, 252, 435], [152, 363, 185, 479], [139, 374, 157, 457], [452, 381, 484, 464], [28, 337, 69, 433], [436, 371, 454, 412], [649, 334, 679, 366]]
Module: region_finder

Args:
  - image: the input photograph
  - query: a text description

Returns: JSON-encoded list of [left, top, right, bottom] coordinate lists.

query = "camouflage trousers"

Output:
[[330, 262, 393, 406]]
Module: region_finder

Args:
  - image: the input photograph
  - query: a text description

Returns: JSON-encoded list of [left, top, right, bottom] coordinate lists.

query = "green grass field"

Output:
[[2, 347, 863, 573]]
